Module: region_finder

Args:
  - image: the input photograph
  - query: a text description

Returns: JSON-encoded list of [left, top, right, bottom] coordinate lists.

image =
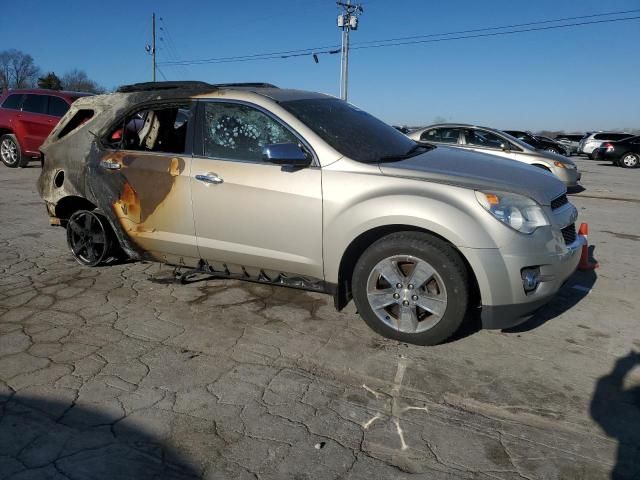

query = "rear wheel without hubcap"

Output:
[[66, 210, 112, 266], [0, 134, 21, 168], [352, 232, 468, 345]]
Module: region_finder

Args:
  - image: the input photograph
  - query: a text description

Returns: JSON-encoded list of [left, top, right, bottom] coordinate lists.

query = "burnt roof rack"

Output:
[[117, 81, 279, 93]]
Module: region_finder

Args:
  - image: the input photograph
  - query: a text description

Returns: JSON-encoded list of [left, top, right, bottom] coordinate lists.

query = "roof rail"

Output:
[[117, 81, 278, 93], [213, 83, 279, 89]]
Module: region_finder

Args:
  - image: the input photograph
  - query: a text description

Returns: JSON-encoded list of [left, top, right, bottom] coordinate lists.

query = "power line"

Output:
[[158, 8, 640, 67], [158, 16, 191, 78], [352, 8, 640, 46], [350, 15, 640, 51]]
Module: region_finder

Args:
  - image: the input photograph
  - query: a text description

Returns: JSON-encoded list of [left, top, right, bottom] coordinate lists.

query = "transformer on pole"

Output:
[[337, 1, 363, 101]]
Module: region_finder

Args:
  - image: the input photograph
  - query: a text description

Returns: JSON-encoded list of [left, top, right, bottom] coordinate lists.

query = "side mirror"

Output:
[[262, 143, 311, 166], [500, 143, 511, 151]]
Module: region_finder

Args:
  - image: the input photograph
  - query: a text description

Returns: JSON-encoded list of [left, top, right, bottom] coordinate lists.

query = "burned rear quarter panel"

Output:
[[38, 89, 205, 261]]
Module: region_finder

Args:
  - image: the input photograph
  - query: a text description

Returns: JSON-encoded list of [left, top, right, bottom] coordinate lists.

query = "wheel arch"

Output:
[[531, 163, 552, 171], [333, 224, 481, 312], [54, 195, 98, 223]]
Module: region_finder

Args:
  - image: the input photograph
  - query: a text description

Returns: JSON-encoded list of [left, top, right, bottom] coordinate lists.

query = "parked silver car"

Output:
[[408, 124, 581, 187], [555, 134, 583, 155], [578, 132, 632, 158], [38, 83, 582, 345]]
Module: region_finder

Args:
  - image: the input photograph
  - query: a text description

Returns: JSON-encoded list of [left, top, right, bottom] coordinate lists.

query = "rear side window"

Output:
[[2, 94, 23, 110], [106, 104, 191, 154], [48, 96, 70, 117], [22, 94, 48, 114], [594, 133, 630, 141]]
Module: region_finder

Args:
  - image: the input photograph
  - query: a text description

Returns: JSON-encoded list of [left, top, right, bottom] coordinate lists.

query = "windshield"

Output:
[[279, 98, 418, 163]]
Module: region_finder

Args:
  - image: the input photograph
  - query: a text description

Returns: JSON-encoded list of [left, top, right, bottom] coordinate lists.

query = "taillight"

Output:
[[604, 143, 614, 152]]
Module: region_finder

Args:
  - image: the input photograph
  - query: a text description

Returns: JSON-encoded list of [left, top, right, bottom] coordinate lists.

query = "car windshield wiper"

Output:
[[378, 144, 433, 163]]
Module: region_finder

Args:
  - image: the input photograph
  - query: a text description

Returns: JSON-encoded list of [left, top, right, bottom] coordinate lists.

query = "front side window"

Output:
[[422, 127, 461, 144], [465, 129, 505, 149], [22, 94, 48, 114], [106, 104, 191, 154], [48, 96, 70, 117], [202, 102, 298, 161], [2, 94, 23, 110]]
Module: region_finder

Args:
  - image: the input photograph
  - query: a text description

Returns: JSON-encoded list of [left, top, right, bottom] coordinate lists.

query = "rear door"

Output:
[[189, 100, 323, 280], [19, 94, 54, 153], [97, 101, 199, 266]]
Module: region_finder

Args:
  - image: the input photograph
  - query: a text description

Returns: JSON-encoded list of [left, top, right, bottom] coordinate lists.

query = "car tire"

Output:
[[66, 210, 114, 267], [0, 134, 22, 168], [351, 232, 469, 346], [620, 153, 639, 169]]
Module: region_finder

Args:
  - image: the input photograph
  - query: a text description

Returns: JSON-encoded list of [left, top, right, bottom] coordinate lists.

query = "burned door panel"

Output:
[[88, 102, 199, 266]]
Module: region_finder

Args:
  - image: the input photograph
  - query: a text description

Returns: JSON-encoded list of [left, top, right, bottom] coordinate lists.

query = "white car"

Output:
[[578, 132, 632, 158]]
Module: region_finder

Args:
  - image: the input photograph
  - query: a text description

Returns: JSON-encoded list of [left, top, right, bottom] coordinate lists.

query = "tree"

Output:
[[0, 49, 40, 89], [37, 72, 62, 90], [61, 69, 105, 94]]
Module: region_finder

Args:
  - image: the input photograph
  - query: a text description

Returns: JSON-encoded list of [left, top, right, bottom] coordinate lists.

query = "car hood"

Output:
[[379, 146, 566, 205]]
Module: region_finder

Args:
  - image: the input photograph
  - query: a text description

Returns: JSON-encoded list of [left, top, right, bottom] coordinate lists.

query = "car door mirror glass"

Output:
[[262, 143, 310, 166]]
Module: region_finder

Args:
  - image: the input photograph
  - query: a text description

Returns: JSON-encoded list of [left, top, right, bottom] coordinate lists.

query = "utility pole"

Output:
[[145, 13, 157, 82], [337, 1, 363, 101]]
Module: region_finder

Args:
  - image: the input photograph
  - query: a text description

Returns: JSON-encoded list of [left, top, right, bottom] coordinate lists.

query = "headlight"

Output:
[[475, 191, 550, 234]]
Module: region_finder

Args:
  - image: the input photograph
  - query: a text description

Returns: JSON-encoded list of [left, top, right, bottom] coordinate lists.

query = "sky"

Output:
[[1, 0, 639, 132]]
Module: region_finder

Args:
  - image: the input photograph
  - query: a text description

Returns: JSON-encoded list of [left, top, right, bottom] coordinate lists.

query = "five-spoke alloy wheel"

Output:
[[66, 210, 112, 266], [352, 232, 469, 345], [366, 255, 448, 334]]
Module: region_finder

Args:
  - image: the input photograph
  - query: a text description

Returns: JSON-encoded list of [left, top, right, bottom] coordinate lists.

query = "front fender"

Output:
[[322, 180, 499, 284]]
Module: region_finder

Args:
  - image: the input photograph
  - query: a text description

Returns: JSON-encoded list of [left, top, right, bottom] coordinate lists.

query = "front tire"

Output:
[[619, 153, 639, 168], [352, 232, 469, 346], [0, 134, 21, 168], [66, 210, 113, 266]]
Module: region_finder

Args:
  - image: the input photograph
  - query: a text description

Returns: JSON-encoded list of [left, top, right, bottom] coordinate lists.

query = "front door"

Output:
[[461, 128, 518, 161], [190, 100, 323, 281], [95, 102, 199, 266]]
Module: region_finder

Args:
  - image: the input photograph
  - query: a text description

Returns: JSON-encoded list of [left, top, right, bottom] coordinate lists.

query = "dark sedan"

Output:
[[503, 130, 568, 156], [593, 136, 640, 168]]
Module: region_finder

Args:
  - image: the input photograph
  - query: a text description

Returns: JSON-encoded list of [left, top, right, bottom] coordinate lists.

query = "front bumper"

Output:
[[460, 232, 584, 330], [553, 166, 581, 187]]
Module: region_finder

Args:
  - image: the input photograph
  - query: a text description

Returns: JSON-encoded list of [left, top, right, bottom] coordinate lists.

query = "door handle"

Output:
[[195, 173, 224, 184], [100, 160, 122, 170]]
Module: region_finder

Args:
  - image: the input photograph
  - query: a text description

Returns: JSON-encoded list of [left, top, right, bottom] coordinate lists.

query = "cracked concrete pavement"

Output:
[[1, 158, 639, 479]]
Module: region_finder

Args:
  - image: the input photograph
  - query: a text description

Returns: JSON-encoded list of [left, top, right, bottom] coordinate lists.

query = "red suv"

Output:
[[0, 89, 91, 168]]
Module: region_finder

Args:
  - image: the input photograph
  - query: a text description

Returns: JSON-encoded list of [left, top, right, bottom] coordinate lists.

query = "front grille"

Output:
[[551, 194, 569, 210], [561, 224, 577, 245]]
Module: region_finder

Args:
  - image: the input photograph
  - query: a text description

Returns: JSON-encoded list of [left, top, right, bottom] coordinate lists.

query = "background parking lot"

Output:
[[1, 157, 639, 479]]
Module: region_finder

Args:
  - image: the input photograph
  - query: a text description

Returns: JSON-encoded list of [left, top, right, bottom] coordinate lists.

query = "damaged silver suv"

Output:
[[38, 81, 582, 345]]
